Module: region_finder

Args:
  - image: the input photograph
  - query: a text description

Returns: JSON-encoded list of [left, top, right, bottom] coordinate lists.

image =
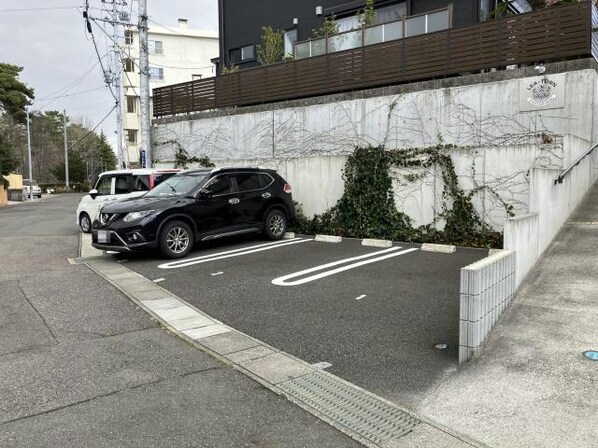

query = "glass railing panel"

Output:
[[364, 25, 384, 45], [427, 10, 449, 33], [311, 38, 327, 56], [295, 41, 311, 59], [405, 15, 426, 37], [328, 30, 362, 53], [384, 20, 403, 41]]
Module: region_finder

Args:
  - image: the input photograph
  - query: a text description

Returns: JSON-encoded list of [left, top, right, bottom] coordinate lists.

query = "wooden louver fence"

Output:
[[153, 2, 594, 118]]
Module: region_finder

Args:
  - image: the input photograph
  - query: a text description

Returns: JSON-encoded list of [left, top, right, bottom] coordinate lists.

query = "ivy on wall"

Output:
[[293, 145, 504, 248]]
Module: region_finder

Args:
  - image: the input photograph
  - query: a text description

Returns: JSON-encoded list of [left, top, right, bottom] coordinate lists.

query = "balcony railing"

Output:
[[153, 3, 595, 119], [294, 7, 451, 59]]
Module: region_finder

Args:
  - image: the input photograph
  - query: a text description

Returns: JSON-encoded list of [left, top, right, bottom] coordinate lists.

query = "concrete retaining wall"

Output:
[[504, 135, 598, 288], [459, 250, 516, 363]]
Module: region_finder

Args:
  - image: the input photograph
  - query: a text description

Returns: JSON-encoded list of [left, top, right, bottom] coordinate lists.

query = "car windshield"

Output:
[[145, 172, 209, 197]]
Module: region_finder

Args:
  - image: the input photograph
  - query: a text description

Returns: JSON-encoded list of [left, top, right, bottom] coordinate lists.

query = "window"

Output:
[[148, 40, 163, 54], [258, 173, 274, 188], [337, 15, 359, 32], [375, 3, 407, 25], [95, 176, 113, 195], [241, 45, 254, 61], [132, 175, 151, 192], [229, 45, 255, 64], [126, 129, 137, 144], [235, 173, 262, 192], [149, 66, 164, 80], [126, 96, 136, 113], [114, 176, 130, 194], [284, 29, 297, 57], [204, 175, 232, 195], [124, 58, 134, 72], [124, 30, 134, 45]]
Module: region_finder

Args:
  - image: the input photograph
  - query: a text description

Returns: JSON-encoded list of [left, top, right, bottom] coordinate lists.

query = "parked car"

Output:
[[22, 179, 42, 199], [91, 167, 295, 258], [76, 168, 179, 233]]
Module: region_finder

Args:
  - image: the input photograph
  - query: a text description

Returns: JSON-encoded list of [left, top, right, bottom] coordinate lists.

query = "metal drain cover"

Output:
[[278, 371, 420, 446]]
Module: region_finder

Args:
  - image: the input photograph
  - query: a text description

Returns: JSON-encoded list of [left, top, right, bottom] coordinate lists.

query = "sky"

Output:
[[0, 0, 218, 150]]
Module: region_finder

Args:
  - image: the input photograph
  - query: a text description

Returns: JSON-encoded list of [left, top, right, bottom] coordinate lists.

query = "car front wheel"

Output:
[[79, 213, 92, 233], [159, 220, 194, 259], [264, 209, 287, 240]]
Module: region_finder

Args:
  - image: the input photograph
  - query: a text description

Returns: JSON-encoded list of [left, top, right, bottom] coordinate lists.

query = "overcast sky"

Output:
[[0, 0, 218, 149]]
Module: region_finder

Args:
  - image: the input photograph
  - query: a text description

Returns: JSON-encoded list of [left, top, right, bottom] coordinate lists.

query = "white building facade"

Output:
[[122, 19, 218, 166]]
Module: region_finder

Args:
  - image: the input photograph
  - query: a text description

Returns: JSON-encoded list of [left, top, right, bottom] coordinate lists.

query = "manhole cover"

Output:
[[582, 351, 598, 361]]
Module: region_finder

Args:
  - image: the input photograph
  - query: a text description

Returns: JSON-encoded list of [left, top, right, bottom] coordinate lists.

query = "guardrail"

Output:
[[154, 2, 593, 118]]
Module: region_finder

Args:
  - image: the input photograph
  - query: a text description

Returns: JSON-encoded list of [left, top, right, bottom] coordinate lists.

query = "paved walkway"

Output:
[[419, 182, 598, 447]]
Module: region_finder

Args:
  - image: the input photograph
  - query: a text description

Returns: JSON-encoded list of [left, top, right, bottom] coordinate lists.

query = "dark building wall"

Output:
[[218, 0, 480, 72]]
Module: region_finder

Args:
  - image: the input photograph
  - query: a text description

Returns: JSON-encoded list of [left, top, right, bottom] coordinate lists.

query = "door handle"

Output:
[[228, 198, 240, 205], [261, 192, 272, 199]]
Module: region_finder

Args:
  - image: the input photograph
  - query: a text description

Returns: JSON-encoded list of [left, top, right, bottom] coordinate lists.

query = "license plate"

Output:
[[98, 230, 110, 243]]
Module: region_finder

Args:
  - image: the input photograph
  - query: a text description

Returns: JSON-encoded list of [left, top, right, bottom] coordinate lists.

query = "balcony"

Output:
[[294, 8, 450, 59], [153, 3, 596, 119]]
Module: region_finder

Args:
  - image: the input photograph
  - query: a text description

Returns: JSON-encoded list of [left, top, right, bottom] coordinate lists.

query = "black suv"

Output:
[[91, 167, 295, 258]]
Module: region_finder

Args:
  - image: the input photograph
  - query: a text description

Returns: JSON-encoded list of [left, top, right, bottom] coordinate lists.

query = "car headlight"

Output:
[[123, 210, 155, 222]]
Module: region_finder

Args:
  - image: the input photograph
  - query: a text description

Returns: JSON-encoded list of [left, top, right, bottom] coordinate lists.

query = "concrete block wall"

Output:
[[459, 250, 516, 363]]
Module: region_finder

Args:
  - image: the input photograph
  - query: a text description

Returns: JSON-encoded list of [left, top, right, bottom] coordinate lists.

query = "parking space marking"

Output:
[[355, 295, 367, 301], [158, 238, 313, 270], [272, 247, 419, 286]]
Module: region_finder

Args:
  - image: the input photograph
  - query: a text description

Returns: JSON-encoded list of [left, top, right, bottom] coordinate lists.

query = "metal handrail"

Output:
[[554, 142, 598, 185]]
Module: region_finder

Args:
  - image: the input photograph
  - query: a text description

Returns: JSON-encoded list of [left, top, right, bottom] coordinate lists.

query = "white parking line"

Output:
[[271, 247, 419, 286], [158, 238, 312, 270]]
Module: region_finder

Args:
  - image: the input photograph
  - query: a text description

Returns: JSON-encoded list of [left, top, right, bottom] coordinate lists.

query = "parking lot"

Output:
[[118, 235, 486, 409]]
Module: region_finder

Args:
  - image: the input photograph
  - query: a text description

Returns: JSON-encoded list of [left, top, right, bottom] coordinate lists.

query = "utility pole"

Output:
[[26, 108, 33, 202], [138, 0, 151, 168], [110, 0, 125, 169], [63, 110, 70, 190], [87, 1, 129, 169]]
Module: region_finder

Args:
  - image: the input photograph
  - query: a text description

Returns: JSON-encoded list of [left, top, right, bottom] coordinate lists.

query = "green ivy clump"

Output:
[[291, 144, 503, 248]]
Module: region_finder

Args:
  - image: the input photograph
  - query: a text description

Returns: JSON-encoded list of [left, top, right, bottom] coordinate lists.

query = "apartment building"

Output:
[[122, 19, 218, 166]]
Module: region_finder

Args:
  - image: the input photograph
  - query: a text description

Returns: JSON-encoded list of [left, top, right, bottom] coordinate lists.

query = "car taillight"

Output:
[[283, 183, 292, 193]]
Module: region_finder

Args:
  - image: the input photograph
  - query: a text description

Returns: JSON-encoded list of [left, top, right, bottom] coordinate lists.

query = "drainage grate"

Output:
[[278, 371, 420, 446]]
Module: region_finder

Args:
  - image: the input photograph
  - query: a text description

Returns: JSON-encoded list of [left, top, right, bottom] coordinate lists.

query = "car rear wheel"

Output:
[[79, 213, 92, 233], [159, 220, 194, 259], [264, 209, 287, 240]]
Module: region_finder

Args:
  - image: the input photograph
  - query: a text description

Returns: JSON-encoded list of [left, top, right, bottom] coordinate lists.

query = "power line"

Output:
[[84, 1, 117, 101], [0, 6, 78, 12], [68, 105, 117, 151], [34, 59, 101, 103]]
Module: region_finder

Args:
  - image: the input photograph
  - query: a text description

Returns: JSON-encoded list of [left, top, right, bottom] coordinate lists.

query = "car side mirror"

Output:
[[89, 189, 98, 200]]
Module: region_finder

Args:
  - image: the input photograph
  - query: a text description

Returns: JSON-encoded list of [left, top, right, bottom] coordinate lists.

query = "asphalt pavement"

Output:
[[3, 188, 597, 448], [0, 194, 362, 448]]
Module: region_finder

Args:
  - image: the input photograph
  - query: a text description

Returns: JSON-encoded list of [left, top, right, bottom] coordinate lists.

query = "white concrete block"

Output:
[[421, 243, 456, 253], [283, 232, 296, 239], [315, 234, 342, 243], [361, 238, 393, 248]]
